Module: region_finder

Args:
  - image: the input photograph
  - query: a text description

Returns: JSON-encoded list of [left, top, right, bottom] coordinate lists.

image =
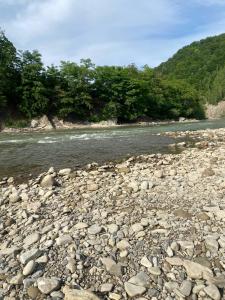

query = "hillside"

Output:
[[156, 33, 225, 104]]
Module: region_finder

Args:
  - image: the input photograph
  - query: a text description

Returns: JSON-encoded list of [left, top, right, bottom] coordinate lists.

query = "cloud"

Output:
[[1, 0, 225, 67]]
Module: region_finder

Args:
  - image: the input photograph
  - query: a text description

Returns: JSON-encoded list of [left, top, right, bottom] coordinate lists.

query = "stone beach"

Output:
[[1, 127, 225, 299]]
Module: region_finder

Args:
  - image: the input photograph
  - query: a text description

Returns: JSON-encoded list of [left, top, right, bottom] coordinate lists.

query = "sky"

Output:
[[1, 0, 225, 67]]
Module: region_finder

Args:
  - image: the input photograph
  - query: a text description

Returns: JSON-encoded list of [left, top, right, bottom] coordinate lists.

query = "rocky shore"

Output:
[[1, 115, 197, 133], [1, 128, 225, 299]]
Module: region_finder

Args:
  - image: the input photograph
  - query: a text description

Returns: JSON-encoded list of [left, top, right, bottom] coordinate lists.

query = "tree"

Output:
[[18, 50, 48, 118], [57, 59, 95, 119], [0, 30, 20, 112]]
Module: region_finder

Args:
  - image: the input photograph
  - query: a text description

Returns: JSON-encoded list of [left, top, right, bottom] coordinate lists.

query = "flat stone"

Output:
[[23, 232, 40, 248], [37, 278, 60, 294], [58, 168, 71, 175], [0, 246, 20, 256], [116, 240, 130, 250], [183, 260, 213, 280], [131, 223, 144, 233], [20, 249, 42, 265], [205, 237, 219, 252], [87, 184, 99, 191], [100, 283, 114, 293], [174, 209, 192, 219], [140, 256, 152, 268], [74, 222, 88, 230], [63, 286, 100, 300], [128, 272, 149, 288], [202, 168, 215, 177], [27, 286, 41, 299], [197, 212, 210, 221], [148, 267, 161, 276], [101, 257, 116, 271], [9, 273, 23, 285], [109, 263, 123, 277], [56, 235, 73, 246], [88, 224, 102, 235], [23, 260, 36, 276], [108, 293, 121, 300], [165, 257, 183, 266], [107, 224, 119, 234], [179, 280, 192, 297], [204, 284, 221, 300], [124, 282, 146, 298]]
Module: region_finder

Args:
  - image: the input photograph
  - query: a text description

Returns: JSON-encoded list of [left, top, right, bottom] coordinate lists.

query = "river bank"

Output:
[[1, 127, 225, 299], [1, 115, 198, 133]]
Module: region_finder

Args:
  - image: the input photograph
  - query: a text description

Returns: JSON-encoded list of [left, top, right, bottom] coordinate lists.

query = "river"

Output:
[[0, 119, 225, 180]]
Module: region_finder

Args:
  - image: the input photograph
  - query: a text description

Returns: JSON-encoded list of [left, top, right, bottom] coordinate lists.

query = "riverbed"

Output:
[[0, 118, 225, 179]]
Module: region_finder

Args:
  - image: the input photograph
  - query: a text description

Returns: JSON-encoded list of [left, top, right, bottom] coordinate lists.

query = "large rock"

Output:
[[63, 286, 100, 300]]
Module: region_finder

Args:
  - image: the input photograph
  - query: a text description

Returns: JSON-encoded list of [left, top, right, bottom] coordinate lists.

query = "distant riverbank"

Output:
[[1, 115, 199, 133]]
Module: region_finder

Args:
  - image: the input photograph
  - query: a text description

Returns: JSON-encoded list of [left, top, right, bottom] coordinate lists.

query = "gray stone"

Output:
[[9, 273, 23, 285], [23, 232, 40, 248], [37, 278, 60, 295], [40, 175, 56, 188], [88, 224, 102, 235], [140, 256, 152, 268], [56, 235, 73, 246], [58, 168, 71, 176], [20, 249, 42, 265], [100, 283, 114, 293], [205, 237, 219, 252], [23, 260, 36, 276], [179, 280, 192, 297], [63, 286, 100, 300], [124, 282, 146, 298], [128, 272, 149, 288], [204, 284, 221, 300], [9, 192, 21, 203], [148, 267, 161, 276]]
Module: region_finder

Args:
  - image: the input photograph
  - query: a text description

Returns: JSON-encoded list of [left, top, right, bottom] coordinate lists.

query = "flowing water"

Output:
[[0, 119, 225, 180]]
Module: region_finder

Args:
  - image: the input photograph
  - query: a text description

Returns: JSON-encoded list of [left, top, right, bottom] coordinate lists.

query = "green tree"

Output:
[[57, 59, 95, 119], [0, 30, 20, 111], [19, 50, 48, 118]]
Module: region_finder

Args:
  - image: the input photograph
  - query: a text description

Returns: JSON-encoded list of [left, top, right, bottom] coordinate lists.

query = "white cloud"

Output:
[[1, 0, 225, 67]]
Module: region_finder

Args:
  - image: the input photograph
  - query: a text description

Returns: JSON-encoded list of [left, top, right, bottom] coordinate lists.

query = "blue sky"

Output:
[[1, 0, 225, 67]]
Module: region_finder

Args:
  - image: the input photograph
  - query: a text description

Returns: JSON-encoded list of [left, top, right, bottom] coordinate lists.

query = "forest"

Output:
[[3, 30, 225, 126], [157, 33, 225, 104]]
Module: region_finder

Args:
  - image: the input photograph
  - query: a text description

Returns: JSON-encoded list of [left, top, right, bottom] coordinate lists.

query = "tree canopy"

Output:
[[0, 30, 208, 124], [156, 33, 225, 104]]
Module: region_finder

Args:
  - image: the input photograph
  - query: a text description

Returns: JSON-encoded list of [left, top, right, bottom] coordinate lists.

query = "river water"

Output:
[[0, 119, 225, 180]]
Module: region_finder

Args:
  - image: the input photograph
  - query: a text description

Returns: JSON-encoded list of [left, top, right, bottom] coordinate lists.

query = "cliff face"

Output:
[[205, 101, 225, 119]]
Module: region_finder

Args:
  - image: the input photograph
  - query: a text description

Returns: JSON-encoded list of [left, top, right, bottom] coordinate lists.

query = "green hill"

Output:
[[156, 33, 225, 104]]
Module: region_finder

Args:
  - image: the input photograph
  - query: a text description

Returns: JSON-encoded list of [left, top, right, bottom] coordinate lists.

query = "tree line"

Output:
[[0, 31, 205, 125]]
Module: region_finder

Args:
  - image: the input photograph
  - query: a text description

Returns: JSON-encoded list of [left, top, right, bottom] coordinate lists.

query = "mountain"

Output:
[[156, 33, 225, 104]]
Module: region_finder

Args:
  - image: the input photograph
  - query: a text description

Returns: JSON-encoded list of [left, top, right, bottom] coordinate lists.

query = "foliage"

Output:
[[0, 31, 207, 123], [156, 33, 225, 104]]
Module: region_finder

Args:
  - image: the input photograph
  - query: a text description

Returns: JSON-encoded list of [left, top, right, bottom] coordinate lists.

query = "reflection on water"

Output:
[[0, 119, 224, 179]]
